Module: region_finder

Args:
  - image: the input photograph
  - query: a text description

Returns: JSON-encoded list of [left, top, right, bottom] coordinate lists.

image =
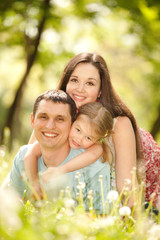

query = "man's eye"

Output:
[[57, 118, 64, 122], [76, 128, 80, 132], [39, 116, 47, 119]]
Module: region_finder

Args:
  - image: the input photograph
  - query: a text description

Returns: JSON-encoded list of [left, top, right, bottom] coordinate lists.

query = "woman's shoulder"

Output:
[[114, 116, 133, 132]]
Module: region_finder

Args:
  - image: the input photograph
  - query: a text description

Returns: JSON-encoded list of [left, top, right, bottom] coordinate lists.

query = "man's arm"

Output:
[[1, 145, 30, 197]]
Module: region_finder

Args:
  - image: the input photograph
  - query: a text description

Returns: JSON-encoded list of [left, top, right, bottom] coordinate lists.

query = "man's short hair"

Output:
[[33, 89, 76, 122]]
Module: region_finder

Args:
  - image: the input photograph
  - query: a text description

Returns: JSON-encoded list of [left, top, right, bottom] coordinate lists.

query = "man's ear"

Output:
[[31, 113, 34, 128]]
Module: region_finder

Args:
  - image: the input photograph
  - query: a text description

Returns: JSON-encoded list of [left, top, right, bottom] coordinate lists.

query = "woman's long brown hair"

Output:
[[58, 52, 144, 162]]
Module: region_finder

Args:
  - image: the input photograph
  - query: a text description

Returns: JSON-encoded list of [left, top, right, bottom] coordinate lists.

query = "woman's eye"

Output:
[[70, 78, 78, 83], [86, 82, 94, 86]]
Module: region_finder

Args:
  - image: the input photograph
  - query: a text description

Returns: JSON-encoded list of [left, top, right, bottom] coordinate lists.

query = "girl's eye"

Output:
[[86, 136, 92, 141], [75, 128, 80, 133]]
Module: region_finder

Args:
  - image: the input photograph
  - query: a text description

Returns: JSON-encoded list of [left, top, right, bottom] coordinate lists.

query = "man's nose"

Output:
[[46, 119, 55, 129]]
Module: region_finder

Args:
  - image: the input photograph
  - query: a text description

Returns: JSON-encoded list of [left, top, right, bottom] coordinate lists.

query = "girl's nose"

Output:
[[76, 135, 83, 145]]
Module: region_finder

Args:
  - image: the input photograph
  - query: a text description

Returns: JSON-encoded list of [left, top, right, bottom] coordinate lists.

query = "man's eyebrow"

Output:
[[56, 114, 67, 118], [37, 112, 47, 115]]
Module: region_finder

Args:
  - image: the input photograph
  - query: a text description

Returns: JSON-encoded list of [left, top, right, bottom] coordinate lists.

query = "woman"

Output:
[[58, 52, 142, 189]]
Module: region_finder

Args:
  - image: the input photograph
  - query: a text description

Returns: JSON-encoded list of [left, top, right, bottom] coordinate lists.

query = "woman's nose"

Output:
[[77, 82, 85, 92]]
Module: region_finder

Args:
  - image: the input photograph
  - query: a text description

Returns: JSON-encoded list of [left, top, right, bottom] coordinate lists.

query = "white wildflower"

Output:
[[107, 190, 119, 202], [130, 167, 136, 174], [97, 216, 116, 228], [124, 179, 131, 185], [0, 149, 5, 157], [119, 206, 131, 217], [43, 231, 55, 240], [148, 224, 160, 240], [64, 198, 75, 208], [98, 175, 103, 181], [150, 192, 156, 199], [75, 172, 81, 179], [68, 232, 84, 240], [0, 188, 22, 230], [77, 182, 85, 189]]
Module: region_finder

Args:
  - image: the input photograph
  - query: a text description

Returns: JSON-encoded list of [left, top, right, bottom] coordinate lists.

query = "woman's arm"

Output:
[[113, 117, 138, 207], [42, 144, 103, 183]]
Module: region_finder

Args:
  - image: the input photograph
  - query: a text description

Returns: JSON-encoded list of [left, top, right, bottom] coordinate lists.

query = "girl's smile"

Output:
[[69, 115, 97, 149]]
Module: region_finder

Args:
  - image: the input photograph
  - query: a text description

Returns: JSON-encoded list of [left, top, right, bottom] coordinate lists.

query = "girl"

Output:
[[28, 52, 160, 209]]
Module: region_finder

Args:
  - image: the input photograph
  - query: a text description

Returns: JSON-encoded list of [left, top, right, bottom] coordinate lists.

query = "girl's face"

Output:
[[69, 115, 98, 149], [66, 63, 101, 109]]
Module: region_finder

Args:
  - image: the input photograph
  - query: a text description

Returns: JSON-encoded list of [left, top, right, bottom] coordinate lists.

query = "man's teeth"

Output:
[[44, 133, 57, 137]]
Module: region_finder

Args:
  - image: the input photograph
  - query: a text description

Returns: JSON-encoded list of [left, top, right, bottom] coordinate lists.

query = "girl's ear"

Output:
[[31, 113, 34, 128]]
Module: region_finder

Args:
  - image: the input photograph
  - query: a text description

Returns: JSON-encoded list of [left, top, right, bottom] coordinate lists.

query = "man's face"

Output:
[[31, 100, 72, 150]]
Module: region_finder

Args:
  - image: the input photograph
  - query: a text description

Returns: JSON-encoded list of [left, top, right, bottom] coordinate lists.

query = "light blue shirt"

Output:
[[9, 144, 111, 212]]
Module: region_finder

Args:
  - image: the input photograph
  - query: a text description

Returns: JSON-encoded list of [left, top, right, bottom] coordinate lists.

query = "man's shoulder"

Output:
[[17, 144, 32, 156], [14, 144, 32, 164]]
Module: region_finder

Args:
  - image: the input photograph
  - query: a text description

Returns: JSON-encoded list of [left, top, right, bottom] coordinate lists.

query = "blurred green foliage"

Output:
[[0, 0, 160, 148]]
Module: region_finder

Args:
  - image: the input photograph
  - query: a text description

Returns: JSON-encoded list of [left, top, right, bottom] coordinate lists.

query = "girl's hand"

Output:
[[41, 167, 63, 184], [31, 181, 44, 200]]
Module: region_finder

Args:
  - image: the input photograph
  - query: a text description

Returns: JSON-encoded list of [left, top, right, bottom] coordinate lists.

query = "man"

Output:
[[2, 90, 110, 212]]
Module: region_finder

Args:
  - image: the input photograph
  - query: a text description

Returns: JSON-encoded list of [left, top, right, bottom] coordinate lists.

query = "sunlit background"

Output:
[[0, 0, 160, 149]]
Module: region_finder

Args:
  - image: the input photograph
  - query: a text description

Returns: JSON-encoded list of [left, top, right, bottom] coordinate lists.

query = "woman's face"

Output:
[[66, 63, 101, 109]]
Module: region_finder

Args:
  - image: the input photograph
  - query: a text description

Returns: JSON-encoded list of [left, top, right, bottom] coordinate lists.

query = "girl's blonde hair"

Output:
[[77, 102, 113, 164]]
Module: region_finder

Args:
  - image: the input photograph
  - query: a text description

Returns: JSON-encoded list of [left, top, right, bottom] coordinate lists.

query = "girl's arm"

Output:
[[113, 116, 138, 207], [42, 144, 103, 183], [28, 130, 36, 144], [24, 141, 41, 183], [24, 141, 43, 199]]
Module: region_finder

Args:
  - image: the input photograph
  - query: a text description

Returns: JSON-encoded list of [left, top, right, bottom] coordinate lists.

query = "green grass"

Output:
[[0, 145, 160, 240]]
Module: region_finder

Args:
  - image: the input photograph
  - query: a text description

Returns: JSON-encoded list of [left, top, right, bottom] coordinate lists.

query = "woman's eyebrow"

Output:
[[71, 75, 98, 81]]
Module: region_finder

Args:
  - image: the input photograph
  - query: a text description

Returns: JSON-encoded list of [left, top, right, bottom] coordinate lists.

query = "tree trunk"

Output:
[[150, 103, 160, 140], [0, 0, 50, 149]]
